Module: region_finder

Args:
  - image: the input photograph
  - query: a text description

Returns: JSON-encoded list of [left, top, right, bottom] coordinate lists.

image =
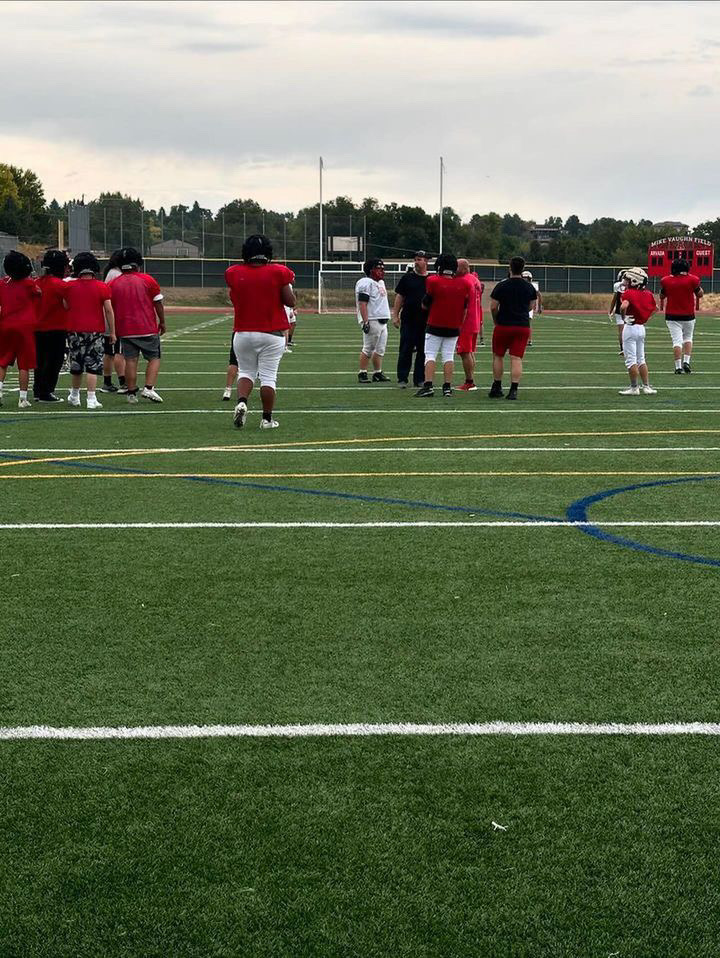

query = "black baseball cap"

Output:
[[414, 250, 428, 259]]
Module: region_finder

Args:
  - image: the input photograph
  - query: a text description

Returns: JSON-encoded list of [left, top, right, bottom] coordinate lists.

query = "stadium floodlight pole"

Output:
[[222, 212, 226, 259], [439, 156, 444, 253], [318, 156, 324, 313]]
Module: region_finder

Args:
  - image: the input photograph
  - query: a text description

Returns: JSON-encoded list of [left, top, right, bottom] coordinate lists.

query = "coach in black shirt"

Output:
[[488, 255, 536, 400], [393, 251, 429, 387]]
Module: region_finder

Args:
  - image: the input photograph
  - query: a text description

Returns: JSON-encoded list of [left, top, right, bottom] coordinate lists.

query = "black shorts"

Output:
[[103, 336, 121, 357], [229, 340, 238, 367]]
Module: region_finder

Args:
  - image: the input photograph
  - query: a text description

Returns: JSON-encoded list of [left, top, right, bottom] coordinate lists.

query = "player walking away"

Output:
[[100, 250, 127, 394], [659, 258, 703, 374], [64, 253, 115, 410], [225, 234, 295, 429], [110, 248, 165, 404], [34, 249, 69, 403], [393, 251, 429, 388], [0, 251, 40, 408], [522, 270, 541, 346], [415, 253, 467, 398], [355, 258, 391, 383], [488, 256, 536, 401], [609, 269, 628, 354], [618, 267, 657, 396], [455, 258, 484, 391]]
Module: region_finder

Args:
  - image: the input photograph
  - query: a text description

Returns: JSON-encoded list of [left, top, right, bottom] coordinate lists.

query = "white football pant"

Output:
[[232, 331, 285, 389], [622, 324, 646, 369], [361, 320, 388, 357], [666, 319, 695, 348]]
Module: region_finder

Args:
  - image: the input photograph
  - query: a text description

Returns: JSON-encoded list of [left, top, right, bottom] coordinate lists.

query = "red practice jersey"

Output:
[[426, 274, 469, 332], [623, 288, 657, 325], [226, 262, 295, 333], [461, 273, 484, 333], [660, 273, 701, 317], [111, 271, 163, 337], [36, 275, 68, 331], [0, 277, 41, 327], [64, 278, 111, 333]]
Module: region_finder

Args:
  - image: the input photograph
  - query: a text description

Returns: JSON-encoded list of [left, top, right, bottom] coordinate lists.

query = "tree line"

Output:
[[2, 163, 720, 266]]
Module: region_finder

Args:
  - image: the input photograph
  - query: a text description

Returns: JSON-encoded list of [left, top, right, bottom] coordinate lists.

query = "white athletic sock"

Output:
[[19, 389, 27, 401], [70, 388, 80, 399], [87, 390, 96, 401], [683, 353, 691, 365], [675, 358, 682, 369]]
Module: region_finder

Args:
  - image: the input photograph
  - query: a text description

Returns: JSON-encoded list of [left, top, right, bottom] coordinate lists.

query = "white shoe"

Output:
[[222, 387, 232, 401], [18, 398, 32, 409], [233, 400, 247, 429], [67, 393, 81, 407], [619, 386, 640, 395], [86, 396, 103, 410], [284, 346, 293, 353], [142, 386, 163, 403], [641, 385, 657, 395], [260, 418, 279, 429], [127, 392, 138, 404]]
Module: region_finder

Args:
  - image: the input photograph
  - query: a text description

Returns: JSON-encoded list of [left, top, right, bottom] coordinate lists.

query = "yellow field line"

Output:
[[2, 471, 719, 481], [2, 428, 720, 469]]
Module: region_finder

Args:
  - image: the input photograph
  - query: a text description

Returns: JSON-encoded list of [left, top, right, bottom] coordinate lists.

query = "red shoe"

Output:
[[457, 382, 478, 392]]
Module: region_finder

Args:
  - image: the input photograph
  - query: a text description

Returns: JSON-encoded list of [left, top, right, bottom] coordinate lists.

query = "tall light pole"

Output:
[[318, 156, 324, 313], [439, 156, 445, 254]]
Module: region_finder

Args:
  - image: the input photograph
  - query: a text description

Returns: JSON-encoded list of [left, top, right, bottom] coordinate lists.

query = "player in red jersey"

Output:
[[659, 258, 703, 374], [455, 258, 483, 391], [0, 250, 41, 408], [34, 249, 70, 403], [618, 267, 657, 396], [225, 234, 295, 429], [110, 248, 165, 404], [64, 253, 115, 410], [415, 253, 468, 398]]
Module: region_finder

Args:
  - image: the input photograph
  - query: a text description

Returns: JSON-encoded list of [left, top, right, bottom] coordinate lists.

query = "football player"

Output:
[[609, 269, 628, 354], [225, 234, 295, 429], [355, 258, 391, 383], [34, 249, 70, 403], [618, 267, 657, 396], [415, 253, 468, 398], [64, 252, 116, 410], [659, 258, 703, 374], [0, 250, 41, 408], [455, 259, 483, 391], [522, 270, 541, 346]]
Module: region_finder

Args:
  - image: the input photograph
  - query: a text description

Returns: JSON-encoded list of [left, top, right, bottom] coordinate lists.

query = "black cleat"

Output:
[[37, 394, 64, 403], [398, 380, 408, 388], [442, 383, 453, 397], [488, 386, 504, 399], [683, 363, 692, 374], [506, 390, 518, 401], [358, 371, 370, 384], [415, 384, 434, 398], [372, 371, 391, 382], [100, 383, 119, 393], [674, 368, 683, 375]]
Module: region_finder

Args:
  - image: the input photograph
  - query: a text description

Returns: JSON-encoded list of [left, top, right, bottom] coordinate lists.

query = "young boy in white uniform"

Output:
[[355, 258, 391, 383]]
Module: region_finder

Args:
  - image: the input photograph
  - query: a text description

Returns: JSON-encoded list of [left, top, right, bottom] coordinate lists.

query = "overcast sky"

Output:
[[2, 0, 720, 224]]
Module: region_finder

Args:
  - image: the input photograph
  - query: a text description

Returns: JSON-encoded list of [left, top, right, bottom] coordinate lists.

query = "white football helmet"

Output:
[[616, 269, 627, 282], [623, 266, 648, 288], [522, 270, 533, 280]]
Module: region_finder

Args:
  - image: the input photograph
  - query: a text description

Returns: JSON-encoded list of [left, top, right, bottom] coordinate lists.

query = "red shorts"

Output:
[[492, 325, 531, 358], [456, 330, 477, 354], [0, 325, 36, 369]]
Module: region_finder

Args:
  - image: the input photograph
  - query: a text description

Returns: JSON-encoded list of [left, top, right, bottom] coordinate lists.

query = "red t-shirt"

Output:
[[622, 288, 657, 325], [660, 273, 701, 317], [460, 274, 484, 333], [36, 275, 68, 332], [426, 274, 469, 333], [110, 271, 163, 337], [0, 277, 41, 328], [225, 262, 295, 333], [65, 278, 111, 333]]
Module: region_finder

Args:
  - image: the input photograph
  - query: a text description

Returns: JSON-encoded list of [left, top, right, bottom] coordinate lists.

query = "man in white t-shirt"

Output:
[[355, 258, 391, 383]]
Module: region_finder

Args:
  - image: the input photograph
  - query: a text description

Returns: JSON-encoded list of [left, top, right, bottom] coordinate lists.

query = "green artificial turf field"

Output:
[[2, 308, 720, 956]]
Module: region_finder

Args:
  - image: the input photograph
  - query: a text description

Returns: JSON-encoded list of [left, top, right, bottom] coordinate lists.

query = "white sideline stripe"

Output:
[[4, 721, 720, 741], [0, 521, 718, 530], [163, 316, 229, 339], [4, 446, 720, 455], [13, 408, 720, 417]]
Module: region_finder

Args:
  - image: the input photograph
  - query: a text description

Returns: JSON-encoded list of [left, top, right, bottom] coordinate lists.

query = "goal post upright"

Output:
[[318, 156, 324, 314]]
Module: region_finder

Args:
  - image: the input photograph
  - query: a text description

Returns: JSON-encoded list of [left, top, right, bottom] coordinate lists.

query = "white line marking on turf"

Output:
[[4, 446, 720, 455], [15, 408, 720, 417], [0, 521, 718, 530], [4, 721, 720, 740]]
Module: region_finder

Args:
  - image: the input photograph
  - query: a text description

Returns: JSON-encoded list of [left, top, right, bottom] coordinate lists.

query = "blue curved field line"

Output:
[[0, 452, 558, 523], [566, 475, 720, 568]]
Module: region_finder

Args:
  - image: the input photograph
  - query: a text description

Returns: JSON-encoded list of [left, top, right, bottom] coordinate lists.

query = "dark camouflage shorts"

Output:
[[68, 332, 104, 375]]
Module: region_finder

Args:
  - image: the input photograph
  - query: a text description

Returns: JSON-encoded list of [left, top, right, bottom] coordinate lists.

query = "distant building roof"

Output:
[[149, 239, 200, 257], [652, 221, 689, 232]]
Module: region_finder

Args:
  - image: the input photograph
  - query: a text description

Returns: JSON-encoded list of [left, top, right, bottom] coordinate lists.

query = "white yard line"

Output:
[[3, 446, 720, 454], [3, 721, 720, 741], [10, 408, 720, 416], [0, 521, 717, 530]]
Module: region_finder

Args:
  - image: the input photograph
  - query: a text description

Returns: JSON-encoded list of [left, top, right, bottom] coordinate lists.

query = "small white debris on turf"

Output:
[[492, 821, 508, 832]]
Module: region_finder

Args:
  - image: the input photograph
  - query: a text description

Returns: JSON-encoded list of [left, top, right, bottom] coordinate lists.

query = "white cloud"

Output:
[[1, 0, 720, 224]]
